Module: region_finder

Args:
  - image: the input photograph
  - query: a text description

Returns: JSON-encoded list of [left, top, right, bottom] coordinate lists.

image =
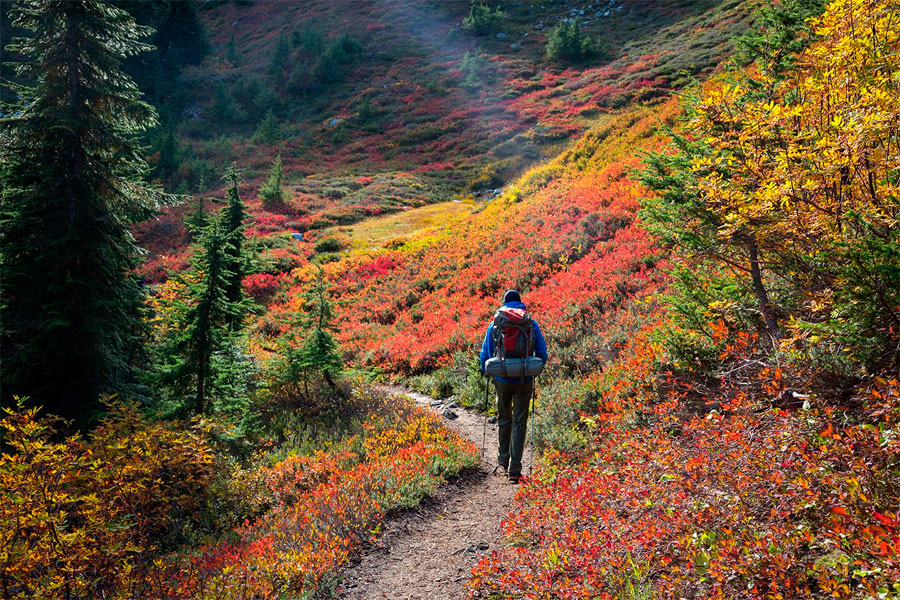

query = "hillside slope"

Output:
[[136, 0, 752, 280], [243, 0, 900, 597]]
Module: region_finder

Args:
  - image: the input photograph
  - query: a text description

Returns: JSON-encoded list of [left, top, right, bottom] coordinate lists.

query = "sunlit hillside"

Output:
[[134, 0, 752, 281], [2, 0, 898, 598]]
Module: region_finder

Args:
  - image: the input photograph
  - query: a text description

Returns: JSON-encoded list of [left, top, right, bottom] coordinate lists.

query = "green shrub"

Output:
[[468, 161, 503, 190], [462, 2, 505, 35], [315, 50, 342, 84], [532, 379, 591, 454], [408, 369, 455, 400], [454, 352, 492, 410], [545, 20, 607, 62], [431, 370, 455, 399], [331, 34, 363, 63], [292, 27, 324, 53], [314, 237, 343, 253]]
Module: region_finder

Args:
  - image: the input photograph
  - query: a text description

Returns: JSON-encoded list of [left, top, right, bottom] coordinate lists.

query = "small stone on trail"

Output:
[[430, 399, 443, 407], [442, 408, 458, 420], [487, 416, 498, 424]]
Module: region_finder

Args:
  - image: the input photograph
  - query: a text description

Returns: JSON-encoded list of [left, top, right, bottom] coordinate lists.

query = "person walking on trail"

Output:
[[480, 290, 548, 484]]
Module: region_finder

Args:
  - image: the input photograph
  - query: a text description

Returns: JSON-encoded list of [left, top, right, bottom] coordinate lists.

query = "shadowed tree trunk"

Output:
[[748, 241, 779, 341]]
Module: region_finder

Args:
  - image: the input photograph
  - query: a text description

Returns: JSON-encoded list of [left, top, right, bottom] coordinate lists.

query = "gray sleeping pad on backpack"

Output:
[[484, 356, 544, 379]]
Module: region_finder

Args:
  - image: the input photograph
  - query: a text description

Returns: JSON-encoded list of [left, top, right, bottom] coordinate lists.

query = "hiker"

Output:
[[479, 290, 548, 484]]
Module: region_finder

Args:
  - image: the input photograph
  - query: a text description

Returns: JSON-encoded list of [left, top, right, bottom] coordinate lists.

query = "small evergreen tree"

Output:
[[0, 0, 171, 424], [315, 48, 343, 84], [220, 165, 247, 329], [462, 2, 505, 35], [267, 31, 290, 80], [292, 26, 324, 53], [253, 108, 281, 143], [225, 33, 240, 66], [297, 266, 342, 388], [460, 51, 483, 90], [330, 34, 363, 64], [545, 20, 604, 62], [159, 216, 234, 415], [185, 193, 208, 240], [258, 155, 287, 207], [155, 128, 180, 182], [209, 82, 245, 123], [253, 86, 280, 114], [231, 76, 259, 113], [734, 0, 826, 86]]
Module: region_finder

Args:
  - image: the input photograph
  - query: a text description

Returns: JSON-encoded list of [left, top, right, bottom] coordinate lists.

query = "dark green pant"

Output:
[[494, 379, 533, 477]]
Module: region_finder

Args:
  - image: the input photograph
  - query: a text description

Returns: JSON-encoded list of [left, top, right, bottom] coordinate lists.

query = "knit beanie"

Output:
[[502, 289, 521, 304]]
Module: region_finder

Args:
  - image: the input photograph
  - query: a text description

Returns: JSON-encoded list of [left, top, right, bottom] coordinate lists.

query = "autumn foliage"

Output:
[[684, 0, 899, 369], [469, 0, 900, 598], [153, 397, 477, 598], [0, 402, 216, 598], [0, 391, 477, 598], [471, 327, 900, 598], [253, 103, 674, 378], [5, 0, 899, 597]]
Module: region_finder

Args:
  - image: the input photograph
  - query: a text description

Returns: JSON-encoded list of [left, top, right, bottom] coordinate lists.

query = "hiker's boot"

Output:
[[508, 472, 521, 485]]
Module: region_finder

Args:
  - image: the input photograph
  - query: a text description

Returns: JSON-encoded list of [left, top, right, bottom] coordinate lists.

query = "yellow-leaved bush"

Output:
[[688, 0, 900, 369], [0, 401, 216, 599]]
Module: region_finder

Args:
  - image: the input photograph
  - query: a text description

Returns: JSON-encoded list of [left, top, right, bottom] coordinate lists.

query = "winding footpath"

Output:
[[336, 386, 530, 600]]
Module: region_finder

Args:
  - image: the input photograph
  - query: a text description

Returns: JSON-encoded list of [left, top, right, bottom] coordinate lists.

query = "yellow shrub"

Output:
[[0, 400, 216, 599]]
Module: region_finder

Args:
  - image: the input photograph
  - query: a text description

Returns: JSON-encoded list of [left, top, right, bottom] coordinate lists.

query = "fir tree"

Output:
[[297, 266, 342, 388], [220, 165, 247, 329], [225, 33, 240, 66], [258, 155, 286, 207], [267, 31, 290, 80], [637, 0, 828, 343], [156, 128, 180, 181], [161, 216, 235, 415], [735, 0, 826, 81], [253, 108, 281, 143], [209, 82, 244, 123], [545, 20, 605, 62], [462, 2, 505, 35], [0, 0, 170, 424], [185, 193, 208, 240]]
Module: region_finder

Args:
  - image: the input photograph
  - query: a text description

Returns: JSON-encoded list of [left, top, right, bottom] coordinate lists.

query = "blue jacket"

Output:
[[479, 301, 548, 383]]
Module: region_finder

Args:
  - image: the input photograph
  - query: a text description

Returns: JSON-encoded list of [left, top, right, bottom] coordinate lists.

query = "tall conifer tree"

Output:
[[220, 165, 246, 329], [165, 217, 233, 415], [0, 0, 168, 423]]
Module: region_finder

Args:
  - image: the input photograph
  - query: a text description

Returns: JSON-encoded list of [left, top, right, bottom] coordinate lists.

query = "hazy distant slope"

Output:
[[136, 0, 751, 279]]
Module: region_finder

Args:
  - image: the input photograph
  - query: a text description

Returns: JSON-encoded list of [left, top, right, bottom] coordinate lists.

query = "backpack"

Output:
[[492, 307, 534, 360]]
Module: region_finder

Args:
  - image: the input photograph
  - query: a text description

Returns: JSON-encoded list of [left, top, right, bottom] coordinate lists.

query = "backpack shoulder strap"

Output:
[[491, 314, 504, 358], [522, 313, 535, 355]]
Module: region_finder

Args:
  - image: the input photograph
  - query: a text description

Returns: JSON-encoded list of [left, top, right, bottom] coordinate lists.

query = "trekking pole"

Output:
[[529, 377, 536, 475], [481, 376, 488, 460]]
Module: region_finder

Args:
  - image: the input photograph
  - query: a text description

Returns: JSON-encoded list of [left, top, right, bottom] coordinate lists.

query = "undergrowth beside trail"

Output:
[[468, 0, 900, 597], [0, 386, 477, 598]]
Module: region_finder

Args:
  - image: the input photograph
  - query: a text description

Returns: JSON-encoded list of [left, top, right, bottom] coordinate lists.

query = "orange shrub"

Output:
[[0, 401, 216, 599]]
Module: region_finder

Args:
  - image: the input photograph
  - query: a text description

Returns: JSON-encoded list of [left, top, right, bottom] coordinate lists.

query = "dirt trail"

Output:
[[336, 386, 529, 600]]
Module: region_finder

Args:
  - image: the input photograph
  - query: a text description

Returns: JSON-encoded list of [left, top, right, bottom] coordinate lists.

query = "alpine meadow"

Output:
[[0, 0, 898, 599]]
